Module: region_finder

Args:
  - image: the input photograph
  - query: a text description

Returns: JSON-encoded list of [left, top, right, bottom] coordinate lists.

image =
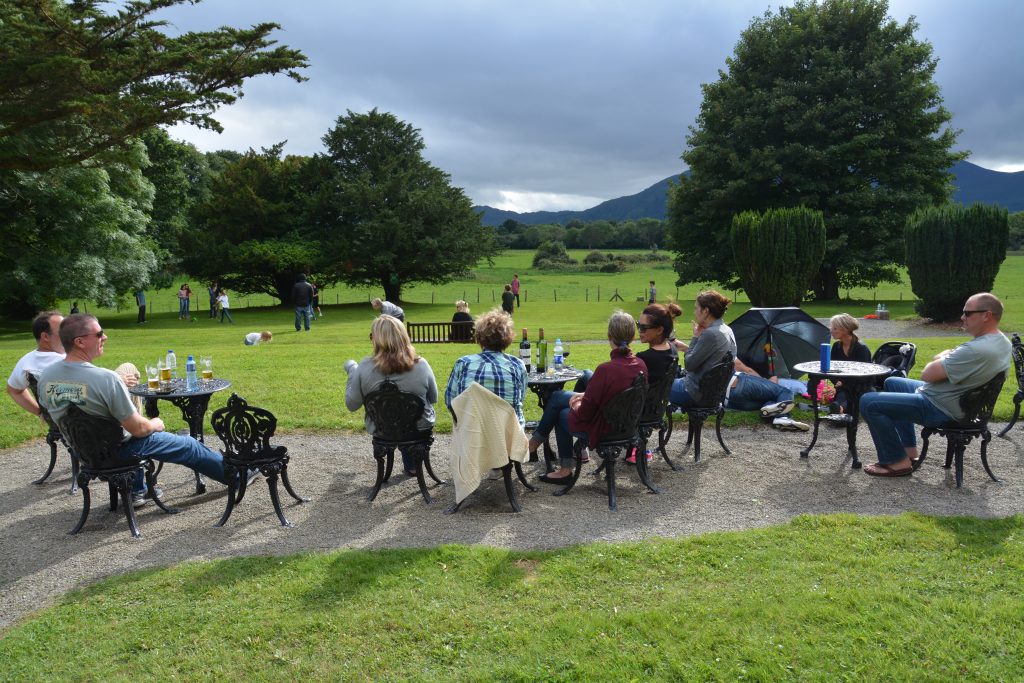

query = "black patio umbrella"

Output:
[[729, 307, 830, 378]]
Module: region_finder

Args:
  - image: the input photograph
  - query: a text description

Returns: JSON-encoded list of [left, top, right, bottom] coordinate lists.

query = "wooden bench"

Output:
[[405, 321, 474, 343]]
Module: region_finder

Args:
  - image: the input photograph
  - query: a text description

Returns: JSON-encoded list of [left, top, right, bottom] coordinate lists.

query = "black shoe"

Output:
[[539, 473, 573, 485]]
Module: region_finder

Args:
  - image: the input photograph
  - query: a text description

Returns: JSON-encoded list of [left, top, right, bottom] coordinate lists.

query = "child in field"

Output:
[[244, 331, 273, 346]]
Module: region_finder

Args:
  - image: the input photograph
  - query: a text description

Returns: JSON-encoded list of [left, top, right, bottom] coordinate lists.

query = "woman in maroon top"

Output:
[[529, 311, 647, 484]]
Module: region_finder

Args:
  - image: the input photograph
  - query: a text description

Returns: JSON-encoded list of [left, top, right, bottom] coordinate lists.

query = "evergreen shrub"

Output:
[[730, 207, 825, 306], [905, 203, 1008, 321]]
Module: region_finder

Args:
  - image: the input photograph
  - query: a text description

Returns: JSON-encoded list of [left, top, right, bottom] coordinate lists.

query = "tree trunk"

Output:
[[273, 274, 295, 306], [382, 277, 401, 303], [813, 267, 841, 301]]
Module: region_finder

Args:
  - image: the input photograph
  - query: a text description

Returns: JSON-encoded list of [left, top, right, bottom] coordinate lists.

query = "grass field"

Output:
[[2, 513, 1022, 680], [2, 250, 1022, 450]]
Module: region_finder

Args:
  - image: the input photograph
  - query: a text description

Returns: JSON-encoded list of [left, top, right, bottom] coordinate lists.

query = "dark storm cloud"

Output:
[[159, 0, 1024, 211]]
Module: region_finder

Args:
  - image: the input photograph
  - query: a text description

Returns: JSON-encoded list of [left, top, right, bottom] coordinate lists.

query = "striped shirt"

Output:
[[445, 350, 526, 425]]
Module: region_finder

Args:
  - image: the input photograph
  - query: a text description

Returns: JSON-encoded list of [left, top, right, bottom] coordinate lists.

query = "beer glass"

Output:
[[158, 359, 172, 390], [200, 356, 213, 382], [146, 364, 160, 390]]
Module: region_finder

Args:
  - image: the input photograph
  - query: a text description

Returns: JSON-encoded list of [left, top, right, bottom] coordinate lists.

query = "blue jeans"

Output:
[[220, 308, 234, 324], [295, 306, 312, 331], [669, 378, 696, 409], [725, 374, 793, 412], [179, 298, 189, 318], [532, 372, 591, 468], [118, 431, 228, 494], [860, 377, 953, 465]]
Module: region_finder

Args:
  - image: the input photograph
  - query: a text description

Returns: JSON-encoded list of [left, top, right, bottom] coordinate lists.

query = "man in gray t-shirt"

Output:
[[38, 314, 230, 503], [860, 292, 1010, 477]]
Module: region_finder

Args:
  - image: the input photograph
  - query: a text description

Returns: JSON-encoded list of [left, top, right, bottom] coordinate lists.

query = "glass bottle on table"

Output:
[[519, 328, 531, 373], [536, 328, 548, 374]]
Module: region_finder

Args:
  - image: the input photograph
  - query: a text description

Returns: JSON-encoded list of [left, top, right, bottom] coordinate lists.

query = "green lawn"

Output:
[[2, 513, 1022, 680]]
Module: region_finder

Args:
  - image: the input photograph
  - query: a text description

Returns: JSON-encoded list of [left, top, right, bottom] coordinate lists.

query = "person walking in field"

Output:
[[217, 289, 234, 324], [501, 284, 515, 315], [648, 280, 657, 304], [511, 274, 521, 308]]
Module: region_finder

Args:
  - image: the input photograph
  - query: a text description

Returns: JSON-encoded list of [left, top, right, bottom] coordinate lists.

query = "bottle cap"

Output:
[[187, 355, 194, 361]]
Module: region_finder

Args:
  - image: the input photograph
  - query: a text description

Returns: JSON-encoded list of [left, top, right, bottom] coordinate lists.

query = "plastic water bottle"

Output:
[[166, 349, 177, 379], [185, 355, 198, 391], [553, 338, 564, 371]]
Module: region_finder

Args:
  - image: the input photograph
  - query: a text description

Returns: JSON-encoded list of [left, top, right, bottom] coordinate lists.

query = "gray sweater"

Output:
[[683, 318, 737, 399], [345, 357, 438, 434]]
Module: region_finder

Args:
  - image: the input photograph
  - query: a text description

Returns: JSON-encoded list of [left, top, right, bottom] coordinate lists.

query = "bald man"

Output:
[[860, 292, 1010, 477]]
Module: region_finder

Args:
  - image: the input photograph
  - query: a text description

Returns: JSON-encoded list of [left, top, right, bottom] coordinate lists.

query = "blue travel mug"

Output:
[[820, 343, 831, 372]]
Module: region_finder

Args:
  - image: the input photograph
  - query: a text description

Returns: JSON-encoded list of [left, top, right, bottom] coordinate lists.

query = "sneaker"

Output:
[[772, 416, 810, 432], [760, 400, 794, 418], [131, 487, 163, 508], [645, 450, 654, 462], [245, 468, 262, 485], [625, 452, 637, 464]]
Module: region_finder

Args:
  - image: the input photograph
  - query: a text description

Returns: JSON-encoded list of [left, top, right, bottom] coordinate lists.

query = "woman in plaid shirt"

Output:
[[445, 309, 526, 425]]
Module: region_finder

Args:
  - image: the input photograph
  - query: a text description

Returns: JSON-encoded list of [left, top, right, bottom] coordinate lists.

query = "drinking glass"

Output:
[[145, 364, 160, 390], [561, 342, 571, 367], [157, 359, 172, 390], [200, 356, 213, 382]]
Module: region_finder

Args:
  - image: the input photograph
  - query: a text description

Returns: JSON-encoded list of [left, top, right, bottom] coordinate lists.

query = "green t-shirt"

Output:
[[921, 332, 1010, 420], [38, 361, 137, 442]]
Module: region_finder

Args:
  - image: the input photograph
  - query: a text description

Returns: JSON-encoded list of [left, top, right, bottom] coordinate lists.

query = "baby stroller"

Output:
[[871, 341, 918, 388]]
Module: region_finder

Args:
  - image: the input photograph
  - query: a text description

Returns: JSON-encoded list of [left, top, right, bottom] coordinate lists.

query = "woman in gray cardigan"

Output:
[[345, 314, 438, 476], [668, 290, 737, 408]]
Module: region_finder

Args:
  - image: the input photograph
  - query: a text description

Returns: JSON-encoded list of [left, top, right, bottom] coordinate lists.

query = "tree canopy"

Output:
[[314, 109, 498, 302], [668, 0, 964, 300], [0, 0, 308, 173]]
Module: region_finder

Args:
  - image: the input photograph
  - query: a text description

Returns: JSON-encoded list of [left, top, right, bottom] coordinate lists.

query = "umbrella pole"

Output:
[[767, 329, 775, 376]]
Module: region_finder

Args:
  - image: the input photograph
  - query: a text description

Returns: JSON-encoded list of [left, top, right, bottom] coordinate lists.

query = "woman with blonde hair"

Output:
[[829, 313, 871, 414], [450, 300, 473, 341], [345, 314, 438, 476], [528, 310, 647, 484]]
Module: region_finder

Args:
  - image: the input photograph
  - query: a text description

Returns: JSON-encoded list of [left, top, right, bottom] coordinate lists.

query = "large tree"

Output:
[[668, 0, 964, 300], [183, 144, 328, 303], [0, 0, 308, 173], [315, 109, 498, 302], [0, 141, 158, 317]]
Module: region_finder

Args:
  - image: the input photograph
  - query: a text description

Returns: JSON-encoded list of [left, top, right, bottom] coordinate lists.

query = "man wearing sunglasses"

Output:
[[38, 314, 233, 506], [860, 293, 1010, 477]]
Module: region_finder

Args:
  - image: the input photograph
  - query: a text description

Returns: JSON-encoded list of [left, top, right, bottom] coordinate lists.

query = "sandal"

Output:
[[864, 462, 913, 478]]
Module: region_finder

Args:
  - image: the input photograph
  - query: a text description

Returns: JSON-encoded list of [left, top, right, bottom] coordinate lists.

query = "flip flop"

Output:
[[864, 462, 913, 478]]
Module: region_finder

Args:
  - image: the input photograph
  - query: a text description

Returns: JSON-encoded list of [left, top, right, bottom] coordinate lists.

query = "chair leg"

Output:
[[634, 439, 660, 494], [194, 470, 206, 495], [145, 463, 179, 514], [410, 446, 432, 504], [235, 467, 250, 505], [267, 472, 293, 527], [108, 481, 119, 511], [280, 465, 310, 502], [605, 454, 618, 511], [68, 449, 80, 495], [980, 431, 1000, 482], [514, 461, 538, 492], [687, 415, 706, 462], [383, 449, 395, 482], [68, 476, 92, 535], [422, 451, 445, 485], [553, 444, 585, 497], [367, 445, 388, 502], [658, 419, 681, 471], [943, 439, 955, 469], [33, 436, 59, 485], [953, 440, 966, 488], [997, 396, 1022, 437], [215, 465, 239, 527], [715, 409, 731, 455], [112, 473, 142, 539], [914, 429, 933, 471], [501, 463, 522, 513]]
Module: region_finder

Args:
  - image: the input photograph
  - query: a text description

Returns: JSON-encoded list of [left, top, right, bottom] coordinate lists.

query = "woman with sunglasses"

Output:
[[630, 302, 682, 463], [668, 290, 737, 409]]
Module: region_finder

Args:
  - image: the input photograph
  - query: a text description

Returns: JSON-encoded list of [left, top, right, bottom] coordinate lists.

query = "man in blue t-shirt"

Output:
[[860, 292, 1010, 477]]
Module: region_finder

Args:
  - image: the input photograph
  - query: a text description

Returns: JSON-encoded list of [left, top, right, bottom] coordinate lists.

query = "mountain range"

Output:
[[474, 161, 1024, 226]]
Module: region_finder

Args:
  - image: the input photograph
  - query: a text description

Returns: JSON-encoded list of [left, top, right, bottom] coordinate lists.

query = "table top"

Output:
[[129, 378, 231, 399], [793, 360, 892, 379], [527, 368, 584, 386]]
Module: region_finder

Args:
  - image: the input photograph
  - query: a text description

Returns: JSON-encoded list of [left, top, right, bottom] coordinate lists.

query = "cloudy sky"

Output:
[[159, 0, 1024, 213]]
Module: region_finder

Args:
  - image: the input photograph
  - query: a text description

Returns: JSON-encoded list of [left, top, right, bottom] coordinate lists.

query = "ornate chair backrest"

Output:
[[27, 374, 60, 432], [872, 341, 918, 377], [600, 372, 648, 443], [210, 393, 279, 463], [363, 379, 427, 442], [57, 404, 125, 469], [955, 371, 1006, 427], [1010, 333, 1024, 393], [639, 358, 678, 425], [695, 353, 735, 409]]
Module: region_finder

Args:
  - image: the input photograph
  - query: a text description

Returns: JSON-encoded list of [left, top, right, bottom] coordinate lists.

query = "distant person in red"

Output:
[[511, 274, 521, 308]]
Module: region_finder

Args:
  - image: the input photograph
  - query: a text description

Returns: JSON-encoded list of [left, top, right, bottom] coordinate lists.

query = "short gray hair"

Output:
[[607, 310, 636, 347]]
